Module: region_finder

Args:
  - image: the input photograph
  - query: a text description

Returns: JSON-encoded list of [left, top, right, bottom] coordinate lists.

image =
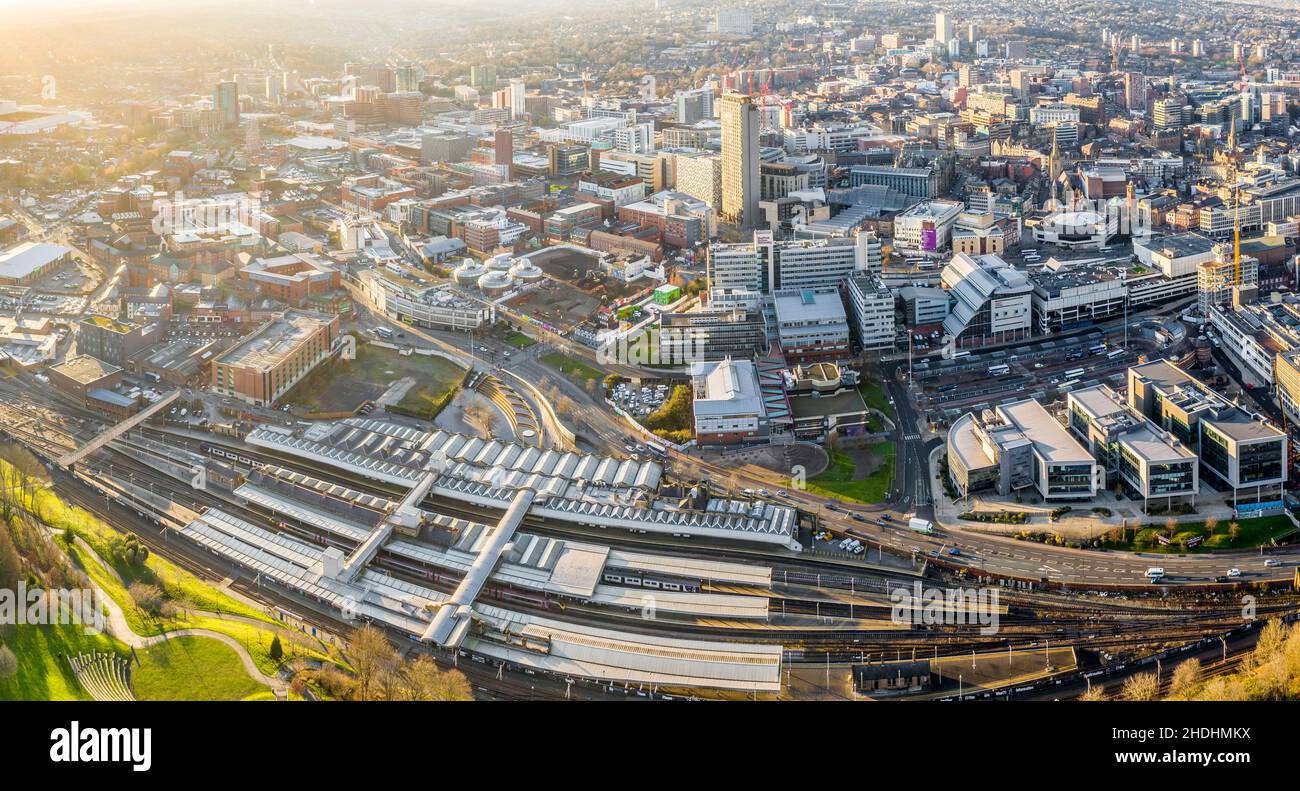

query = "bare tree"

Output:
[[346, 625, 398, 701], [127, 582, 165, 615], [1167, 658, 1203, 699], [0, 445, 47, 515], [1077, 684, 1106, 701], [402, 653, 474, 701], [1121, 672, 1161, 701], [464, 402, 492, 429], [0, 645, 16, 680]]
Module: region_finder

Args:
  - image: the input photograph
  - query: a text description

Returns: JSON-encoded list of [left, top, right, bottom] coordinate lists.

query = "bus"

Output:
[[1064, 368, 1085, 380], [951, 350, 971, 359], [1107, 348, 1126, 360], [643, 441, 669, 459], [1058, 379, 1080, 391], [987, 364, 1010, 377], [1089, 344, 1107, 356], [374, 326, 394, 340]]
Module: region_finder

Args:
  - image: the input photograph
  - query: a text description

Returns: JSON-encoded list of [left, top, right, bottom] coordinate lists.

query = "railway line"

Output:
[[4, 370, 1297, 698]]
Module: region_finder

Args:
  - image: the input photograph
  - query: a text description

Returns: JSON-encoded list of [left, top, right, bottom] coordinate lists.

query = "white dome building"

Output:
[[452, 257, 486, 286], [477, 269, 514, 296], [485, 253, 514, 272], [1032, 209, 1118, 250], [509, 258, 544, 282]]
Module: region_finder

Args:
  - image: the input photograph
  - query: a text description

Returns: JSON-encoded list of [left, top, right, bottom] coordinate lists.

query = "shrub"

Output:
[[127, 582, 165, 615]]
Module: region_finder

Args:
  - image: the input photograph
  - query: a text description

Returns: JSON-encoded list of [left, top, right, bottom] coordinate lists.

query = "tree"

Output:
[[1, 444, 47, 511], [1203, 516, 1219, 534], [1167, 658, 1202, 699], [0, 525, 21, 592], [0, 645, 16, 680], [347, 625, 397, 701], [1078, 684, 1106, 701], [269, 635, 284, 662], [402, 654, 473, 701], [127, 582, 164, 615], [464, 401, 492, 429], [1121, 672, 1161, 701], [1164, 517, 1178, 538], [1229, 522, 1241, 542]]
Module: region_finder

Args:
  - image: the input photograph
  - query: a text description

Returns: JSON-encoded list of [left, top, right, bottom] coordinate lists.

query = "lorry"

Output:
[[908, 517, 935, 535]]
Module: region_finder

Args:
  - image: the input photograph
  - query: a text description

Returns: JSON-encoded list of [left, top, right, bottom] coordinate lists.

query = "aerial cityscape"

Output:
[[2, 0, 1300, 729]]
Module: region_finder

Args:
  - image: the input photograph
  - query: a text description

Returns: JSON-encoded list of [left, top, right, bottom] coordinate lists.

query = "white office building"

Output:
[[846, 274, 896, 351]]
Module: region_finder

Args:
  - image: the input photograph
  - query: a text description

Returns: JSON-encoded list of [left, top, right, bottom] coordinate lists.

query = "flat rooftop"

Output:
[[215, 310, 332, 371], [50, 354, 120, 385], [1121, 422, 1197, 464], [1139, 233, 1215, 259], [0, 241, 69, 280], [1203, 407, 1285, 443], [999, 399, 1094, 465], [1070, 385, 1130, 421], [81, 314, 136, 334], [789, 389, 868, 419], [773, 287, 848, 324]]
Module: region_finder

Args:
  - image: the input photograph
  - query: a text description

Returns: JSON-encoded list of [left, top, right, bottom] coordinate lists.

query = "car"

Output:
[[758, 489, 770, 497], [947, 548, 961, 556], [776, 489, 788, 497], [1033, 363, 1045, 369], [1227, 568, 1241, 577], [1264, 558, 1281, 567]]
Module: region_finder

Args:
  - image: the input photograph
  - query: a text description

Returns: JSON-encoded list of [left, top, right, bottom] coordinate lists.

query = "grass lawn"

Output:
[[857, 379, 891, 415], [1104, 514, 1296, 553], [1, 459, 344, 679], [541, 351, 606, 383], [506, 332, 537, 348], [0, 623, 126, 701], [805, 443, 896, 505], [286, 343, 465, 414], [131, 635, 269, 701]]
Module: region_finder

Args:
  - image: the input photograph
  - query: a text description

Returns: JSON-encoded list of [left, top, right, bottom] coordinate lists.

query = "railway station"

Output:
[[244, 417, 802, 550], [177, 506, 783, 692], [230, 465, 773, 621]]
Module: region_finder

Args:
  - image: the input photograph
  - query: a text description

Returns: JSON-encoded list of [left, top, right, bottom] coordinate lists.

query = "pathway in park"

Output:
[[63, 533, 288, 695]]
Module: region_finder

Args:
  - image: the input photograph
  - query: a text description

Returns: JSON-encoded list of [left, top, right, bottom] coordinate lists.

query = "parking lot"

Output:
[[609, 379, 671, 419], [907, 330, 1157, 428]]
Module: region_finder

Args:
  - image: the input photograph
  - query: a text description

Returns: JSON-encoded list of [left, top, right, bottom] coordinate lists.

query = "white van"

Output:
[[1144, 567, 1165, 581]]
